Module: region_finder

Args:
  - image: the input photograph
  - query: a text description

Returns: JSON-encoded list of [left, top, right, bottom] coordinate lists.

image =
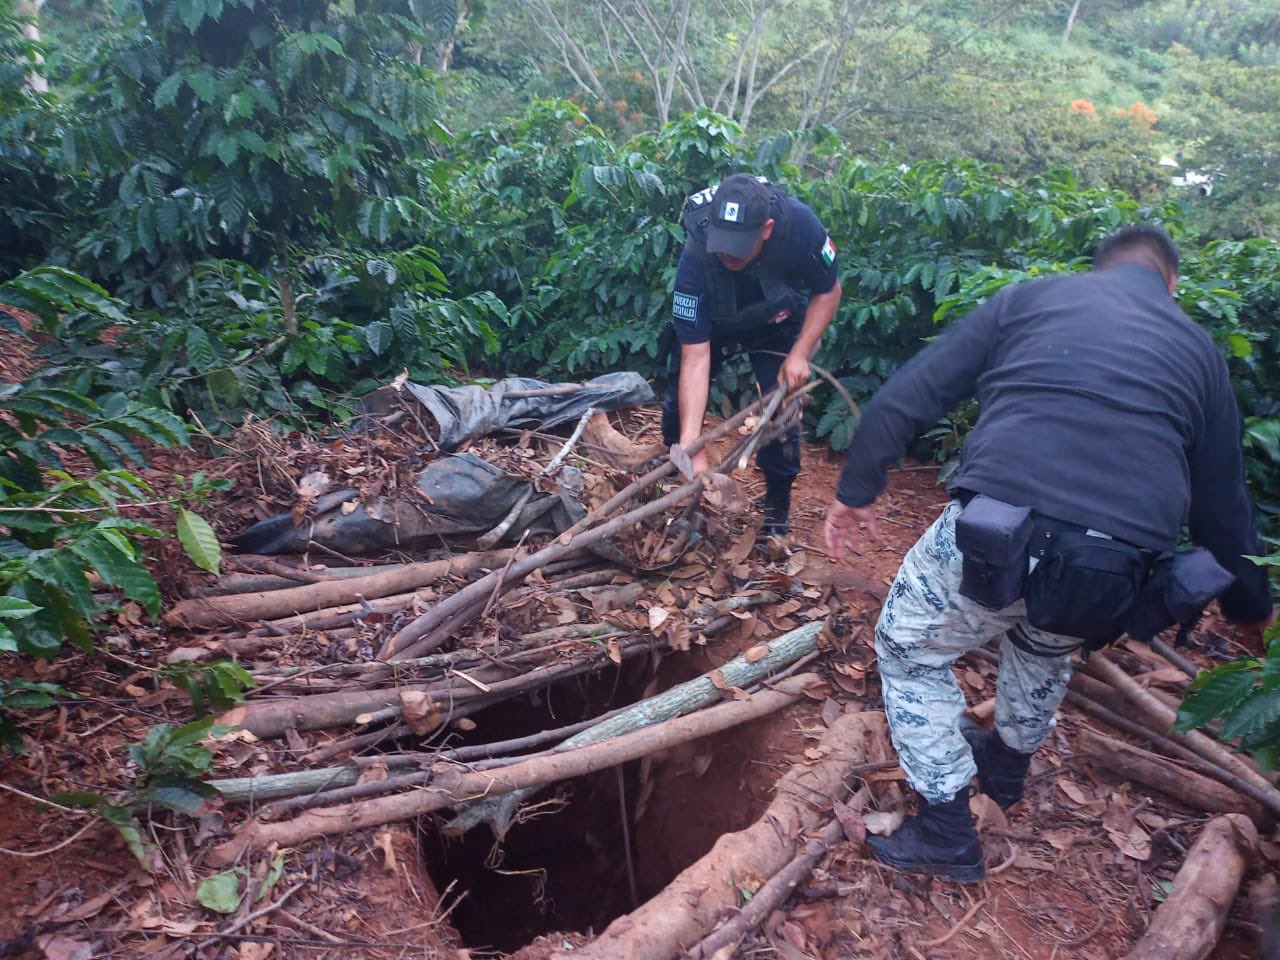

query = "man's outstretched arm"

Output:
[[677, 340, 713, 474]]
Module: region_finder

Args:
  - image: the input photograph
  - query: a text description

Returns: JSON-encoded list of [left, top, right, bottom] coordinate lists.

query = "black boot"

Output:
[[960, 716, 1033, 810], [761, 475, 793, 537], [866, 790, 985, 883]]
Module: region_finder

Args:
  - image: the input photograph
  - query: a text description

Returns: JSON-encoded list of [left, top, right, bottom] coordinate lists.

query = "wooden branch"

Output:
[[384, 387, 806, 661], [1078, 728, 1270, 828], [969, 646, 1280, 816], [1085, 653, 1280, 818], [165, 550, 514, 629], [206, 673, 823, 867], [1121, 814, 1257, 960], [442, 619, 824, 835], [188, 563, 410, 598], [1149, 638, 1199, 680], [687, 787, 870, 959], [475, 488, 533, 551], [214, 766, 361, 805], [552, 712, 887, 960], [383, 480, 701, 659], [542, 405, 595, 475], [229, 557, 335, 583], [220, 637, 656, 739]]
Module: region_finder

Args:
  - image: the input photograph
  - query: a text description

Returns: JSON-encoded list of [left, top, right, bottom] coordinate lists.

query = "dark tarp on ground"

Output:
[[232, 454, 588, 555], [231, 373, 655, 556], [403, 372, 654, 451]]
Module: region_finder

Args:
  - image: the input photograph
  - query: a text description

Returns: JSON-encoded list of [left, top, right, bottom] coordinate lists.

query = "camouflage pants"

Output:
[[875, 502, 1074, 803]]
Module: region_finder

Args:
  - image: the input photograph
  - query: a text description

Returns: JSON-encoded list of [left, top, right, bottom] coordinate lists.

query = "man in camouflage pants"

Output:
[[875, 502, 1071, 812], [823, 225, 1273, 883]]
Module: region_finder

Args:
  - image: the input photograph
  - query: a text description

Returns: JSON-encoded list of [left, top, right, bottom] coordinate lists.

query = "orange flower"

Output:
[[1069, 99, 1096, 115], [1121, 101, 1157, 126]]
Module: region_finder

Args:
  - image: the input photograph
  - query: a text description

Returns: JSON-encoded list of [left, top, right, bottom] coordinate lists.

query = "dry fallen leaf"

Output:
[[1058, 778, 1090, 806], [605, 638, 622, 665], [1042, 828, 1076, 852], [744, 643, 770, 663], [236, 940, 276, 959], [833, 800, 866, 846], [863, 811, 905, 836], [400, 690, 443, 736], [648, 605, 670, 633], [1103, 803, 1151, 861], [664, 620, 692, 652], [373, 829, 398, 873]]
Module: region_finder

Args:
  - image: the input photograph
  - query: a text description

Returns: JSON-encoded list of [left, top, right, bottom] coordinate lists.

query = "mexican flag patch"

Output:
[[821, 235, 836, 266]]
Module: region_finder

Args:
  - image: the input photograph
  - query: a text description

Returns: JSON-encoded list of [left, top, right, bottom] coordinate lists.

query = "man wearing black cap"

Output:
[[665, 173, 842, 536]]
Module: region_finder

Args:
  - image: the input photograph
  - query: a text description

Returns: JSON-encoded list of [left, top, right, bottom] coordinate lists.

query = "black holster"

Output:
[[955, 495, 1033, 609]]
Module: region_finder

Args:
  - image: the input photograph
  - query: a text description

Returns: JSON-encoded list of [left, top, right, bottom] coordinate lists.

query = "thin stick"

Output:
[[476, 488, 534, 551], [617, 766, 639, 909], [543, 406, 595, 475], [0, 782, 93, 814], [191, 881, 307, 949], [734, 387, 786, 471], [919, 896, 990, 948], [0, 816, 101, 858]]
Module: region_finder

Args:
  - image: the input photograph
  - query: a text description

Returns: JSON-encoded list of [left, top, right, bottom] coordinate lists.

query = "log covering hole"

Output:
[[417, 658, 751, 953]]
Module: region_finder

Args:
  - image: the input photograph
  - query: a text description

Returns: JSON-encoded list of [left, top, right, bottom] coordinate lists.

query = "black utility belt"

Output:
[[954, 495, 1233, 656]]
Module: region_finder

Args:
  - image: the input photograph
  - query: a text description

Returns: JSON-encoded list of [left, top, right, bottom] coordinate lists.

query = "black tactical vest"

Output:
[[681, 180, 805, 339]]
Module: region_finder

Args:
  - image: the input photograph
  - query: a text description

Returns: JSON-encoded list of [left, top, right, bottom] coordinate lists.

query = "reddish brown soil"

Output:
[[0, 355, 1272, 960]]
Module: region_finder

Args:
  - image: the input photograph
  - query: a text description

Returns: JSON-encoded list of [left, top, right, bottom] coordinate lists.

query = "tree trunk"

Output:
[[164, 549, 512, 628], [17, 0, 47, 93], [1121, 814, 1257, 960], [1062, 0, 1083, 45], [1079, 728, 1270, 828], [207, 673, 823, 866], [552, 712, 887, 960]]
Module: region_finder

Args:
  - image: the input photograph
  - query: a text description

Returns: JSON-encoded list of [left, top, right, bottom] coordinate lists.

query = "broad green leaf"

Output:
[[178, 0, 209, 31], [1175, 667, 1258, 732], [147, 784, 214, 816], [363, 321, 393, 355], [177, 508, 222, 574], [198, 870, 244, 914], [1221, 689, 1280, 741], [99, 805, 155, 870], [0, 597, 40, 620]]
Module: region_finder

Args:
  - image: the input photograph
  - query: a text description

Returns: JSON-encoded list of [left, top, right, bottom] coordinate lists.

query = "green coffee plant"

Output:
[[160, 659, 254, 716], [55, 717, 228, 868], [1175, 554, 1280, 771]]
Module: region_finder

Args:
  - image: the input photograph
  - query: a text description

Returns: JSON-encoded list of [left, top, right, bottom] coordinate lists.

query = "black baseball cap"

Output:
[[705, 174, 772, 259]]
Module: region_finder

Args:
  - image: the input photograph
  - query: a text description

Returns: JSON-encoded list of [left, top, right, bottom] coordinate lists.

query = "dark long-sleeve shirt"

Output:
[[837, 263, 1271, 621]]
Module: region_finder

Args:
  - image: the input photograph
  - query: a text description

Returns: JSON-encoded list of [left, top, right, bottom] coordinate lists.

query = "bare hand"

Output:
[[824, 499, 879, 559], [778, 352, 811, 392]]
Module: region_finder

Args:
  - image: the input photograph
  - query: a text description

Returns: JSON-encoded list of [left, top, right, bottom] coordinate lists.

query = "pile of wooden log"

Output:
[[176, 387, 843, 862], [170, 383, 1277, 960]]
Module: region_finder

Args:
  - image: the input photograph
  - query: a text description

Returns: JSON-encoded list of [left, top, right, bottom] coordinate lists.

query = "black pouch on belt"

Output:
[[1025, 530, 1148, 643], [1125, 547, 1236, 644], [955, 494, 1034, 609]]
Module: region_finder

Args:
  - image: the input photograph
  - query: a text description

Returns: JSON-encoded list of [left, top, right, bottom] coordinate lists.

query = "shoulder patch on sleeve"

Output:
[[821, 235, 836, 267], [673, 291, 700, 323]]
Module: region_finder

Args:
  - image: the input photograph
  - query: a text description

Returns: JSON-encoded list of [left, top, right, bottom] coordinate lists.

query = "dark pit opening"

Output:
[[416, 660, 684, 953]]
